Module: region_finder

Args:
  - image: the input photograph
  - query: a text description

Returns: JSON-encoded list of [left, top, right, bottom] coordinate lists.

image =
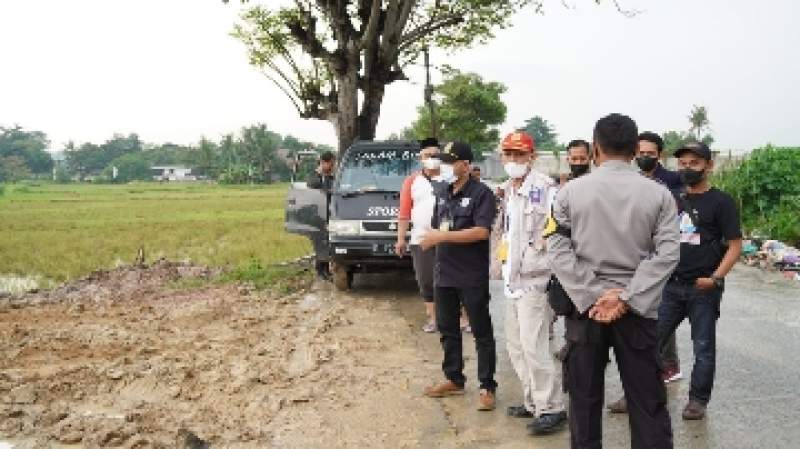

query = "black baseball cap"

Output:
[[419, 137, 439, 149], [437, 141, 474, 163], [674, 142, 712, 160]]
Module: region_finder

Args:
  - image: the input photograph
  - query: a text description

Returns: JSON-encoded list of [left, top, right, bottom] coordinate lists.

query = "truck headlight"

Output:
[[328, 220, 361, 236]]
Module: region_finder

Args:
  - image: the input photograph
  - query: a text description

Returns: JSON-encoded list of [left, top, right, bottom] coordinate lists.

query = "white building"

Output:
[[151, 166, 196, 182]]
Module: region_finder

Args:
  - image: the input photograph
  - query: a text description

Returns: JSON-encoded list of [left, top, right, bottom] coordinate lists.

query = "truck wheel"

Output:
[[332, 264, 353, 291]]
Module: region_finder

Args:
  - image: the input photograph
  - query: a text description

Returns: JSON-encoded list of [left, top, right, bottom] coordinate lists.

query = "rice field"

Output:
[[0, 182, 310, 285]]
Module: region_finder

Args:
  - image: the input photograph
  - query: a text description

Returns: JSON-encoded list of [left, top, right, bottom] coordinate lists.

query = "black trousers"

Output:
[[565, 313, 673, 449], [435, 285, 497, 391]]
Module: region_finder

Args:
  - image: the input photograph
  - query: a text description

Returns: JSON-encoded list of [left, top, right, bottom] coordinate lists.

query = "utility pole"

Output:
[[423, 47, 437, 138]]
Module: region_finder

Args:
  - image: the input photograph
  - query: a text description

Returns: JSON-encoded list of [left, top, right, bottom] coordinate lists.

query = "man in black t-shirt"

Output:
[[419, 141, 499, 412], [659, 142, 742, 421]]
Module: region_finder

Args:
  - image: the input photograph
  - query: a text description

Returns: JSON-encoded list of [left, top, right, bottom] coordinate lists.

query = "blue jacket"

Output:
[[652, 163, 683, 191]]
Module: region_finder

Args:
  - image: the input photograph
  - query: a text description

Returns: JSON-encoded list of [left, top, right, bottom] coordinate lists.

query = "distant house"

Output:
[[151, 166, 196, 182]]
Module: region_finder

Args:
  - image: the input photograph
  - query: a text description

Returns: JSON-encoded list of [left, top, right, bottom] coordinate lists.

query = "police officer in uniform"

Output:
[[547, 114, 680, 449], [420, 141, 499, 411]]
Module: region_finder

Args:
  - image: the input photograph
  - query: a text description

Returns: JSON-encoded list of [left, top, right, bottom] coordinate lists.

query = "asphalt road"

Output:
[[384, 264, 800, 449]]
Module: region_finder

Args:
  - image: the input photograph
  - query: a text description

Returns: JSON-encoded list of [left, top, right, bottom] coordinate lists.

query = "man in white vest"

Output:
[[497, 131, 567, 435]]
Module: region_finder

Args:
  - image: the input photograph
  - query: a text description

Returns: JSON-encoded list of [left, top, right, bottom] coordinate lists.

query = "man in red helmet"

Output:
[[496, 131, 567, 435]]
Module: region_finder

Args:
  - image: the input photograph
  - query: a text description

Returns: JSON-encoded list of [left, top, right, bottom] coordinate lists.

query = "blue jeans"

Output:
[[657, 281, 722, 405]]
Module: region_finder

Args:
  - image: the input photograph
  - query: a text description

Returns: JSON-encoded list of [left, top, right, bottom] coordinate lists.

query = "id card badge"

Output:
[[439, 219, 452, 232], [497, 238, 509, 262]]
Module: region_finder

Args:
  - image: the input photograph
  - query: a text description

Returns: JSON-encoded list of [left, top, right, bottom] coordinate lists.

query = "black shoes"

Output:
[[506, 405, 534, 418], [607, 397, 628, 414], [682, 399, 707, 420], [527, 411, 568, 435]]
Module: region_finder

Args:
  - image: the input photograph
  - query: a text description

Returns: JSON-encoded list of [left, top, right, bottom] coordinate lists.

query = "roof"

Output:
[[151, 165, 191, 170]]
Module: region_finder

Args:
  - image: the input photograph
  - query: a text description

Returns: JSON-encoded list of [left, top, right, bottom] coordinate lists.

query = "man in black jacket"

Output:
[[306, 151, 336, 280]]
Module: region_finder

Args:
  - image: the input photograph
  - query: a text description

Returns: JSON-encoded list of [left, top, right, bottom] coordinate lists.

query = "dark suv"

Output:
[[285, 140, 420, 290]]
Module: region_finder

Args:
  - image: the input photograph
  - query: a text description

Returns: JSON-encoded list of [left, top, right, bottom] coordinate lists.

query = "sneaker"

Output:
[[528, 411, 568, 435], [607, 397, 628, 414], [662, 364, 683, 383], [682, 399, 707, 420], [506, 405, 534, 418], [421, 322, 437, 333], [477, 389, 496, 411], [423, 380, 465, 398]]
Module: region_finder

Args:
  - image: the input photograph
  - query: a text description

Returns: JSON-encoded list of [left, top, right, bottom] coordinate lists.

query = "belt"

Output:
[[668, 275, 696, 285]]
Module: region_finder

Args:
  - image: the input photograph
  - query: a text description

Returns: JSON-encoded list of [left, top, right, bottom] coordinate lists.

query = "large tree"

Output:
[[408, 69, 506, 153], [230, 0, 538, 154], [0, 125, 53, 174]]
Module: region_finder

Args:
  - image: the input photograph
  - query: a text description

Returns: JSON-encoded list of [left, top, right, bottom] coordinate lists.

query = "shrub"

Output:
[[713, 145, 800, 243]]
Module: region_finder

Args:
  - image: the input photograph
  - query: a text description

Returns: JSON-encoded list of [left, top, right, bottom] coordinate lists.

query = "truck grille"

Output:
[[362, 221, 398, 232]]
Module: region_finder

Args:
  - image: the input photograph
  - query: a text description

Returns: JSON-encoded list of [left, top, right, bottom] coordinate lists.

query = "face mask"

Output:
[[422, 158, 441, 170], [679, 168, 705, 186], [503, 162, 529, 179], [569, 164, 590, 178], [636, 155, 658, 172], [437, 163, 456, 184]]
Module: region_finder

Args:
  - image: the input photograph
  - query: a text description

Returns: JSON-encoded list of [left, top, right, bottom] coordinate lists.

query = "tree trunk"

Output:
[[358, 80, 385, 143], [333, 68, 360, 157]]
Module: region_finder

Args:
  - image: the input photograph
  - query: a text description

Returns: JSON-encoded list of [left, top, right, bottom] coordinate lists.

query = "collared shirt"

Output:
[[398, 171, 437, 245], [651, 163, 683, 191], [499, 169, 556, 296], [431, 178, 497, 288], [546, 160, 680, 319]]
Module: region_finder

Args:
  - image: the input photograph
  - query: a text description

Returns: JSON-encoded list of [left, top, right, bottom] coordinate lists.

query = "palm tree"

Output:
[[688, 105, 710, 141]]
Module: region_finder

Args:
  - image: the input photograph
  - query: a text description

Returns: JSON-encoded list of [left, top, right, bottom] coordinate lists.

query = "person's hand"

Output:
[[495, 186, 505, 199], [589, 289, 627, 324], [420, 230, 446, 251], [695, 277, 716, 290], [395, 239, 408, 257]]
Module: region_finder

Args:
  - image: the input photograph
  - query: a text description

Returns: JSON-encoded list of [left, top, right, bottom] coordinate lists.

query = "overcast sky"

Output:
[[1, 0, 798, 152]]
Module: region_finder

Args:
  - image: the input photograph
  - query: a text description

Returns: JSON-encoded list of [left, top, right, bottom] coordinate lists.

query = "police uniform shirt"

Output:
[[546, 160, 680, 319], [431, 178, 497, 288]]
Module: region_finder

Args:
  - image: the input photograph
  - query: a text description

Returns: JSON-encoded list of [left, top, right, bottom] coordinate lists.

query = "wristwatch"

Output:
[[711, 276, 725, 289]]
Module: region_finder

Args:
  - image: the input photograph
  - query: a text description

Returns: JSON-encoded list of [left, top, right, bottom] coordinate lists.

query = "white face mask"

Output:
[[503, 161, 529, 179], [437, 163, 456, 184], [422, 158, 441, 170]]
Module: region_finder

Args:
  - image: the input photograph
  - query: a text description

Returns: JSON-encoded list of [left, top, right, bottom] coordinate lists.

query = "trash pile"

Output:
[[742, 238, 800, 282]]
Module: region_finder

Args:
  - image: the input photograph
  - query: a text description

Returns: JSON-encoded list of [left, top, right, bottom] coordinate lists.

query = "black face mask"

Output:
[[635, 155, 658, 172], [569, 164, 590, 177], [679, 168, 705, 186]]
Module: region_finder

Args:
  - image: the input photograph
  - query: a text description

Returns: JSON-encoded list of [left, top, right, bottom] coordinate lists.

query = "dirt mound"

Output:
[[3, 261, 222, 307]]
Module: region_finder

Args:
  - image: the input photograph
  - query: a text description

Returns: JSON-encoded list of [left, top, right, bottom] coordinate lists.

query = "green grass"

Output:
[[0, 182, 311, 282]]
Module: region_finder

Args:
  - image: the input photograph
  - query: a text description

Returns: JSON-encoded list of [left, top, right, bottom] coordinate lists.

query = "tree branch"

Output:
[[398, 15, 463, 51], [359, 0, 383, 50], [260, 70, 304, 116]]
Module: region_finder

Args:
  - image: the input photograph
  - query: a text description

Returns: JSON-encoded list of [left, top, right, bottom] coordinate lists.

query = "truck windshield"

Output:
[[337, 148, 420, 193]]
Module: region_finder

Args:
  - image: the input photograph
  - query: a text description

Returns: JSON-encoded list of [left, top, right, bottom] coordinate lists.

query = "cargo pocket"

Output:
[[519, 203, 549, 277]]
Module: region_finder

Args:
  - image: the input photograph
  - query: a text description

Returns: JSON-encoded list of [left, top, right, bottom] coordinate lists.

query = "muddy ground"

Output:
[[0, 263, 448, 449], [3, 264, 799, 449]]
